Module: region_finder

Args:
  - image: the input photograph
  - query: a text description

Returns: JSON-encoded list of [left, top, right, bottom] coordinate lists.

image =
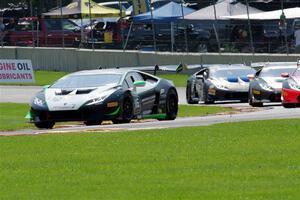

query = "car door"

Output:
[[125, 72, 156, 114]]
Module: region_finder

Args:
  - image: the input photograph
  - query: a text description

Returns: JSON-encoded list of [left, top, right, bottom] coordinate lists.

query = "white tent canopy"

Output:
[[184, 0, 262, 20], [223, 7, 300, 20]]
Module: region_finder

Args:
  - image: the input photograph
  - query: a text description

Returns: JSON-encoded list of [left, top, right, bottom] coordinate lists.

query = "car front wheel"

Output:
[[164, 89, 178, 120], [112, 94, 133, 124]]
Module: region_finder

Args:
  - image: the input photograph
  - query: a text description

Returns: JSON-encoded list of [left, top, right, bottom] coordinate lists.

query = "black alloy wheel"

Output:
[[112, 95, 133, 124], [163, 89, 178, 120]]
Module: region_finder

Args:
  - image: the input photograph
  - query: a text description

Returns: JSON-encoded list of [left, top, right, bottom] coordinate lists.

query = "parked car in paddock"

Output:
[[248, 62, 297, 107], [28, 69, 178, 129], [186, 64, 256, 104], [281, 64, 300, 108]]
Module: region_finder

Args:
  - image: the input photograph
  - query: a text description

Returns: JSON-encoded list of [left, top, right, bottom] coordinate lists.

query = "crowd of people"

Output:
[[0, 17, 15, 46]]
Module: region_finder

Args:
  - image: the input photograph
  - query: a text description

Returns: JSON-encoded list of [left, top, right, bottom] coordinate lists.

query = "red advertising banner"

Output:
[[0, 59, 35, 83]]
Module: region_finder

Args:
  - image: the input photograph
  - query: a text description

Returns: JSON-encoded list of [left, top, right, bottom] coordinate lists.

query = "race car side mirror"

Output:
[[196, 75, 204, 79], [133, 81, 145, 87], [247, 74, 255, 80], [281, 73, 289, 78]]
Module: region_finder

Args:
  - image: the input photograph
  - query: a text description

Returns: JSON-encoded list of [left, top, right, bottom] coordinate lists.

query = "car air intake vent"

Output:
[[240, 76, 250, 82], [76, 88, 95, 94], [227, 77, 238, 83], [55, 89, 73, 95]]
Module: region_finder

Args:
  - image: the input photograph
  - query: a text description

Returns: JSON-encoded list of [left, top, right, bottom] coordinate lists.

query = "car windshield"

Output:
[[293, 68, 300, 76], [211, 68, 254, 78], [260, 66, 296, 77], [51, 74, 122, 88]]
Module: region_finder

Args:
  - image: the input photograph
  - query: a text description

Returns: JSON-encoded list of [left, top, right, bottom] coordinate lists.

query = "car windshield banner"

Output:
[[0, 59, 35, 83]]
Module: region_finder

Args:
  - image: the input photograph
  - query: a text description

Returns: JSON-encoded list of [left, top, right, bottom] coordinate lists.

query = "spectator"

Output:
[[295, 21, 300, 53], [0, 17, 5, 46], [5, 18, 16, 32]]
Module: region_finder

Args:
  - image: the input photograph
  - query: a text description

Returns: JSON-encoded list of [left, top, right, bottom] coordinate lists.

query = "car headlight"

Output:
[[288, 79, 300, 91], [211, 81, 229, 90], [85, 90, 115, 106], [259, 80, 274, 91], [33, 97, 45, 107]]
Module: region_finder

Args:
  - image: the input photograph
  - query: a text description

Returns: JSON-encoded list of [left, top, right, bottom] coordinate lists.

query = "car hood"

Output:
[[261, 77, 286, 89], [45, 85, 117, 111], [211, 77, 250, 91]]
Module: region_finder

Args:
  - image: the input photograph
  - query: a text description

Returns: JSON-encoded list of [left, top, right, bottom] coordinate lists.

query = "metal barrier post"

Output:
[[245, 0, 254, 54], [60, 0, 65, 48]]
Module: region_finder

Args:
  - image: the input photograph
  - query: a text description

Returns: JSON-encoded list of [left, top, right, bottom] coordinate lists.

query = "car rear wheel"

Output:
[[84, 120, 102, 126], [112, 94, 133, 124], [162, 89, 178, 120], [34, 121, 55, 129]]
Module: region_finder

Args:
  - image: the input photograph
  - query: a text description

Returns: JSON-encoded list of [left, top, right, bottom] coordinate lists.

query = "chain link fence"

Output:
[[0, 2, 299, 54]]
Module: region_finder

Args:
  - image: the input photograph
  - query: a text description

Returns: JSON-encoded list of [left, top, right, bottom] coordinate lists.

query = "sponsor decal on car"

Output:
[[253, 89, 261, 95], [107, 101, 118, 108]]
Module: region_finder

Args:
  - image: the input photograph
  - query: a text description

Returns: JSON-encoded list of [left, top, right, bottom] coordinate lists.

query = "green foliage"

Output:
[[0, 119, 299, 199]]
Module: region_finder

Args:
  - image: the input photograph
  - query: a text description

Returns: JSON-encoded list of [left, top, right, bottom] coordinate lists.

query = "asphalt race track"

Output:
[[0, 86, 299, 135]]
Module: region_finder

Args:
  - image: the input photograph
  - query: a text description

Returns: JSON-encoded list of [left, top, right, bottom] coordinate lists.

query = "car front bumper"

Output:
[[207, 87, 248, 101], [251, 88, 281, 103], [282, 88, 300, 104], [29, 102, 120, 123]]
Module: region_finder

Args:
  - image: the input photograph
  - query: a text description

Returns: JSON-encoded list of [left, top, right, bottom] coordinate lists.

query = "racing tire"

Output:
[[112, 94, 133, 124], [34, 121, 55, 129], [84, 120, 103, 126], [248, 92, 263, 107], [186, 85, 198, 104], [160, 88, 178, 120], [282, 103, 295, 108]]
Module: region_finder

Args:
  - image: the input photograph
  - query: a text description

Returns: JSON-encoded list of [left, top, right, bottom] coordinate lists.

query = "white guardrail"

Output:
[[0, 46, 299, 72]]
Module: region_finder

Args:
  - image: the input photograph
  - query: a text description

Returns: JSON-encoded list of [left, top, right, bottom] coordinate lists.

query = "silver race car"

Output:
[[28, 69, 178, 129], [186, 64, 256, 104], [248, 62, 297, 107]]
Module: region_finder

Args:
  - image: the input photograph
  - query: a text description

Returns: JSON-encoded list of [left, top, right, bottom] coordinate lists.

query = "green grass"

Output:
[[158, 73, 189, 87], [1, 71, 188, 87], [33, 70, 67, 86], [0, 119, 299, 199], [0, 103, 33, 130], [0, 103, 231, 131]]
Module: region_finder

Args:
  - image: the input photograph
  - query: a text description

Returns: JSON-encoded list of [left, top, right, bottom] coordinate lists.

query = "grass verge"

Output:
[[0, 119, 299, 199], [0, 103, 231, 131]]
